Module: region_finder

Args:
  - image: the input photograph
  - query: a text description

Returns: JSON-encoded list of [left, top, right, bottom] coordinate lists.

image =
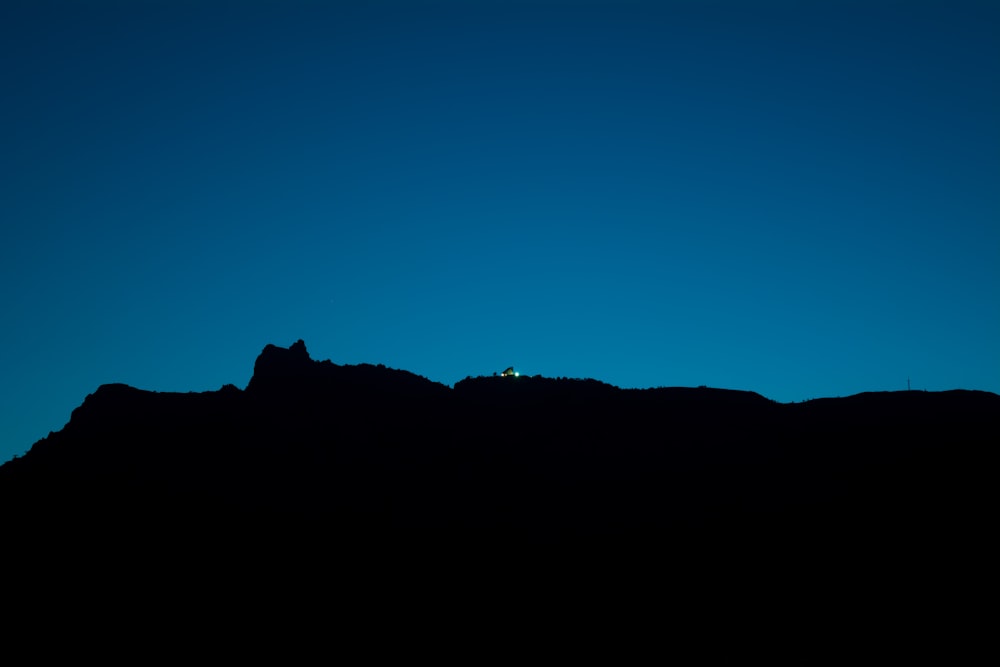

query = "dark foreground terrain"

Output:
[[1, 340, 995, 646]]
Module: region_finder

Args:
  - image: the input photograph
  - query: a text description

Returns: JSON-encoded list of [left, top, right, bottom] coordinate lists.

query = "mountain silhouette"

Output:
[[2, 339, 996, 631]]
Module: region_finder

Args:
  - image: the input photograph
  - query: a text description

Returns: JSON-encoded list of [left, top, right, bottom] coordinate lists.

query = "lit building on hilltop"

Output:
[[501, 367, 519, 377]]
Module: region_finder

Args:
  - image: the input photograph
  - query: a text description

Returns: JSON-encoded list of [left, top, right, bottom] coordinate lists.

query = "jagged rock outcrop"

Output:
[[244, 338, 316, 390]]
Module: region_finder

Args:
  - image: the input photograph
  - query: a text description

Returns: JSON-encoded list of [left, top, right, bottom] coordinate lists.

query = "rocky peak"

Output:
[[245, 339, 319, 392]]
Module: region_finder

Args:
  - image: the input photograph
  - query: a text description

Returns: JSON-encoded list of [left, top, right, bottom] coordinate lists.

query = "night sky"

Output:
[[2, 0, 998, 464]]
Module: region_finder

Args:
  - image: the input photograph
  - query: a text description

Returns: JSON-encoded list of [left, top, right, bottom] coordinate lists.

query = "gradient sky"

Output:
[[2, 0, 998, 463]]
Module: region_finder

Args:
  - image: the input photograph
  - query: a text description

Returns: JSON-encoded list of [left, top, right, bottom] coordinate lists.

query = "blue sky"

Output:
[[2, 0, 998, 463]]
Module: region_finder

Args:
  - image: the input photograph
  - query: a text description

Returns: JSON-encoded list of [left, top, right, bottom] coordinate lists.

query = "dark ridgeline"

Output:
[[1, 339, 996, 620]]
